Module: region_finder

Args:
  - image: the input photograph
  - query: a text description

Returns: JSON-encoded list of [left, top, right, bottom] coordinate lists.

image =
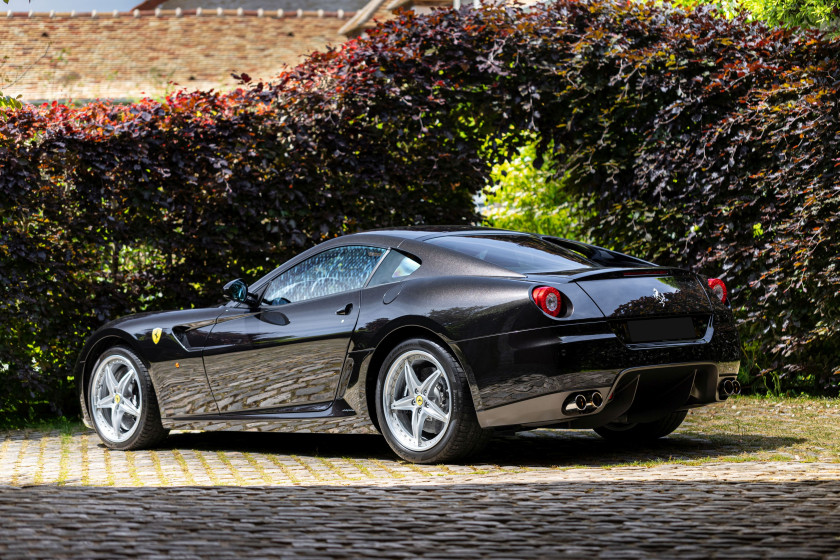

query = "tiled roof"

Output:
[[137, 1, 369, 10], [0, 10, 353, 102]]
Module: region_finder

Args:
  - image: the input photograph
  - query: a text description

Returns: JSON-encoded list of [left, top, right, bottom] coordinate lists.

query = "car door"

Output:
[[202, 245, 386, 414]]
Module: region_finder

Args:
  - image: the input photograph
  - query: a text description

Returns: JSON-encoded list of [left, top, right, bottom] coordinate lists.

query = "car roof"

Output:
[[364, 225, 527, 242]]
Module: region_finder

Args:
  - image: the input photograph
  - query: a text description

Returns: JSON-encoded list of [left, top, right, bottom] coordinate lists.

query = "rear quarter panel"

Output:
[[348, 275, 606, 413]]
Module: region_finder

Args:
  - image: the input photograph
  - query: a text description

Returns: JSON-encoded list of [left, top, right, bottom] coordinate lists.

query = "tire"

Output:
[[88, 345, 169, 450], [593, 410, 688, 443], [375, 338, 491, 463]]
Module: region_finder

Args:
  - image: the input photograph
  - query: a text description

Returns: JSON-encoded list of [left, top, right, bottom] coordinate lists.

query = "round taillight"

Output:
[[707, 278, 727, 303], [532, 286, 563, 317]]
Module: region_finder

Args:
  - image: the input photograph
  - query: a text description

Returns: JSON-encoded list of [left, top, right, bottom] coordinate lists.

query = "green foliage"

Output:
[[482, 141, 591, 240], [0, 92, 22, 110], [748, 0, 840, 28], [675, 0, 840, 30]]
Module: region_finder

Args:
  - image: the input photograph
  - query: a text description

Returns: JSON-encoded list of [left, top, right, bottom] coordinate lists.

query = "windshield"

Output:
[[427, 234, 595, 273]]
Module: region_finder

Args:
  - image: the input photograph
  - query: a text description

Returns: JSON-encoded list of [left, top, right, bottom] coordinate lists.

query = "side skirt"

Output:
[[162, 399, 379, 435]]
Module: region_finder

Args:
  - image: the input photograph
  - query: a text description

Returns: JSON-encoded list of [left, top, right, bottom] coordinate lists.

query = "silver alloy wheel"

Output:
[[382, 350, 452, 452], [90, 354, 143, 443]]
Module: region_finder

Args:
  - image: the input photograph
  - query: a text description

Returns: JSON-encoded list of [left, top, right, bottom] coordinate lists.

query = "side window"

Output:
[[367, 250, 421, 288], [263, 246, 386, 305]]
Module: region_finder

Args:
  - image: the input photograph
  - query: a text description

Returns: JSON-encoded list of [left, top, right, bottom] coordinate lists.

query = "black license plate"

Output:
[[627, 317, 696, 343]]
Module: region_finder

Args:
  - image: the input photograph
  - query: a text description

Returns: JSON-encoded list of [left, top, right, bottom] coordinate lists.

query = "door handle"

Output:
[[336, 303, 353, 316]]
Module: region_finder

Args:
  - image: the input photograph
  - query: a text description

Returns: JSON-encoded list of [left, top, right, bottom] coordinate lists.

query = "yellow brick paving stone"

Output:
[[130, 451, 159, 485], [183, 450, 216, 486], [122, 451, 144, 486], [0, 437, 9, 475], [32, 435, 48, 485], [334, 457, 373, 481], [201, 451, 238, 485], [79, 434, 91, 486], [8, 437, 29, 487], [397, 461, 434, 478], [368, 458, 405, 479], [56, 432, 73, 485], [169, 449, 198, 486], [343, 457, 376, 480], [315, 456, 351, 481], [242, 452, 274, 486], [148, 451, 170, 486], [226, 452, 266, 485], [264, 454, 302, 485], [160, 450, 191, 485], [291, 455, 329, 482], [17, 435, 40, 486], [377, 459, 424, 479]]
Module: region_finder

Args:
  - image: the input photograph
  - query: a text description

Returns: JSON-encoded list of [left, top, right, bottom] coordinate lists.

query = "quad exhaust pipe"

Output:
[[719, 378, 742, 398], [565, 391, 603, 414]]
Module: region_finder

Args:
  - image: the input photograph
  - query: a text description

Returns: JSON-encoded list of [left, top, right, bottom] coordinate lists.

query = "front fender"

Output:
[[75, 328, 145, 428]]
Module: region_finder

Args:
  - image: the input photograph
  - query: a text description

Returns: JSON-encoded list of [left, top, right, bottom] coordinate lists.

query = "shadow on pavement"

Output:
[[157, 429, 804, 468]]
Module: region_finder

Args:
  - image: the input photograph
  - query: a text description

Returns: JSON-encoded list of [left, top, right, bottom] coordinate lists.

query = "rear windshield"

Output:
[[427, 234, 595, 273]]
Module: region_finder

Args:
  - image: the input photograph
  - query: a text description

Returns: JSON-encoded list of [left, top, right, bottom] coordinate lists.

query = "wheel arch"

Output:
[[363, 325, 480, 433], [77, 331, 149, 426]]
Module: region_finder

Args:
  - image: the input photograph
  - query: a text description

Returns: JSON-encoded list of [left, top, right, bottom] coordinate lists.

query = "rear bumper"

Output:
[[475, 360, 739, 428], [456, 312, 741, 429]]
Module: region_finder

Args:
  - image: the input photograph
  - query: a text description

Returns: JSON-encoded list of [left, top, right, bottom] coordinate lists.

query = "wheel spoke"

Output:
[[419, 369, 443, 396], [391, 396, 415, 412], [120, 399, 141, 417], [104, 364, 118, 394], [111, 407, 125, 436], [425, 399, 449, 423], [403, 361, 421, 394], [117, 369, 135, 394], [94, 396, 115, 410], [411, 407, 427, 447]]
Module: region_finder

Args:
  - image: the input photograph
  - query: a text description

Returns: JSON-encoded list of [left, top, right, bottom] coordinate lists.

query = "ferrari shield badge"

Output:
[[152, 328, 162, 345]]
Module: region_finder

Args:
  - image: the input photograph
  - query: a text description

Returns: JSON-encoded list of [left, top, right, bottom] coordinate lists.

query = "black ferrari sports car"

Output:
[[76, 226, 741, 463]]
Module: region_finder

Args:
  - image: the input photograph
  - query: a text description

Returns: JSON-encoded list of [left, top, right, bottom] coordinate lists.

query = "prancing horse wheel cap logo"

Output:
[[415, 395, 424, 407], [152, 328, 162, 344], [652, 288, 667, 307]]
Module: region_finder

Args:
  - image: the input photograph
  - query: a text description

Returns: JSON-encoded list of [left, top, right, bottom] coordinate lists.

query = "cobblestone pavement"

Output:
[[2, 427, 839, 558]]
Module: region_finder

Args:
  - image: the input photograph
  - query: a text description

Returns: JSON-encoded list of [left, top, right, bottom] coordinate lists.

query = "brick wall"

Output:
[[0, 10, 356, 102]]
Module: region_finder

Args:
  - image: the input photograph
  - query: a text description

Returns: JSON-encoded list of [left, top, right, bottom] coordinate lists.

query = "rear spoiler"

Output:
[[541, 236, 657, 269]]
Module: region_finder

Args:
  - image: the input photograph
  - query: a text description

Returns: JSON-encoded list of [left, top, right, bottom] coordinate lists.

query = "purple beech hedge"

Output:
[[1, 0, 838, 419]]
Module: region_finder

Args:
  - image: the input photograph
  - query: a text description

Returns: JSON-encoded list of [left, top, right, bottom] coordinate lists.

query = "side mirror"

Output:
[[223, 279, 257, 307]]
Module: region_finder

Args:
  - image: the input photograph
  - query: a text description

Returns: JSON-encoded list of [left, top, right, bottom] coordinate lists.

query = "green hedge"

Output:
[[0, 90, 480, 421], [2, 1, 838, 421]]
